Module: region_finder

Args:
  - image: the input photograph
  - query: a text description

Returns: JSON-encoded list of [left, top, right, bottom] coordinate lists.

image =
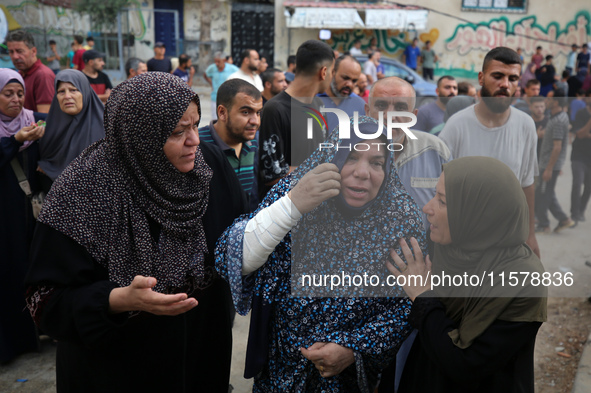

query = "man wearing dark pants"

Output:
[[570, 93, 591, 225]]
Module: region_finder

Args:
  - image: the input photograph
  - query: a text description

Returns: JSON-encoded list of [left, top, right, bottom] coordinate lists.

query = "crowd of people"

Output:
[[3, 26, 590, 392]]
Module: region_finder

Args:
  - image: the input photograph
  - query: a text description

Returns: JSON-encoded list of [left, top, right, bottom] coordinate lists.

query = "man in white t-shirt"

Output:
[[439, 46, 540, 258], [363, 50, 381, 85], [228, 49, 264, 91]]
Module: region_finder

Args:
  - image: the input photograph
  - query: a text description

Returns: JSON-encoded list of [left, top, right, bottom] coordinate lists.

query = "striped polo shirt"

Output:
[[199, 121, 259, 211]]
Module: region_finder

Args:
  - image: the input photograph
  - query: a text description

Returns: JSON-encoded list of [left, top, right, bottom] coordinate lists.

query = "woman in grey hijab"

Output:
[[38, 69, 104, 188]]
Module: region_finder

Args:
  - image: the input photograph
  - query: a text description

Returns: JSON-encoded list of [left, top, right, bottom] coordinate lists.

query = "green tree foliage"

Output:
[[75, 0, 129, 30]]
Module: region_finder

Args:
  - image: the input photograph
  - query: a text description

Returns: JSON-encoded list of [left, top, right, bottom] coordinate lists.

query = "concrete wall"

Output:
[[277, 0, 591, 79]]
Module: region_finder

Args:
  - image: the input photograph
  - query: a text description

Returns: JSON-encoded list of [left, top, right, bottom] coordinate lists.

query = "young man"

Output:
[[82, 50, 113, 103], [125, 57, 147, 79], [528, 95, 548, 157], [420, 40, 438, 81], [566, 44, 579, 76], [204, 52, 239, 119], [172, 54, 195, 86], [45, 40, 61, 74], [575, 44, 590, 77], [147, 42, 172, 73], [439, 47, 540, 257], [363, 50, 381, 85], [457, 81, 476, 98], [535, 89, 575, 233], [415, 75, 457, 132], [6, 29, 55, 113], [402, 38, 421, 71], [199, 79, 262, 211], [72, 35, 86, 71], [261, 68, 287, 105], [317, 54, 366, 132], [258, 40, 335, 197], [356, 73, 369, 102], [83, 36, 95, 50], [538, 55, 556, 96], [228, 49, 264, 91], [531, 46, 544, 69], [570, 92, 591, 225], [349, 40, 363, 56], [513, 79, 541, 115]]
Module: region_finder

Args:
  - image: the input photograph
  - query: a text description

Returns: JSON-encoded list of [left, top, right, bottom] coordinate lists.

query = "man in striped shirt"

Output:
[[199, 79, 262, 211]]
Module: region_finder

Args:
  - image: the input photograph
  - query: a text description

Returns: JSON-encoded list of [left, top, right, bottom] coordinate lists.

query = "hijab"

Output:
[[290, 116, 424, 297], [38, 69, 105, 181], [38, 72, 212, 295], [0, 68, 35, 151], [433, 156, 547, 348]]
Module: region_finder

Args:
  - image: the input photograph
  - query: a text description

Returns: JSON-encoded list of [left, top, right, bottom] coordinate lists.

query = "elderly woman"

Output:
[[25, 73, 246, 391], [388, 156, 547, 393], [38, 69, 104, 190], [216, 117, 425, 392], [0, 68, 45, 363]]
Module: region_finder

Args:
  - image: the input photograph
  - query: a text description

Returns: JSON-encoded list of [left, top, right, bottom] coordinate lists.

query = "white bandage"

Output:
[[242, 194, 302, 275]]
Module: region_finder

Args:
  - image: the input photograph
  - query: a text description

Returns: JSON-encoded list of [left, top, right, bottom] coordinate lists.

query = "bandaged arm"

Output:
[[242, 195, 302, 275]]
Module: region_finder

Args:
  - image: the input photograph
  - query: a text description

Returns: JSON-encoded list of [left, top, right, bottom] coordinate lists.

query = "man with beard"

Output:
[[439, 47, 540, 258], [318, 55, 366, 132], [228, 49, 264, 91], [199, 79, 262, 211], [82, 50, 113, 104], [261, 68, 288, 105], [414, 75, 457, 132]]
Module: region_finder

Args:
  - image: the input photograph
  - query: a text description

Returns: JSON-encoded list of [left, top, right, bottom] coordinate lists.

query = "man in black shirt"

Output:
[[147, 42, 172, 73], [82, 50, 113, 104], [258, 40, 335, 197], [570, 93, 591, 225]]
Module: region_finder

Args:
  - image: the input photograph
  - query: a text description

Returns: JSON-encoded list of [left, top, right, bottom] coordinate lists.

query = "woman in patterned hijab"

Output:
[[216, 116, 425, 392], [25, 72, 246, 392]]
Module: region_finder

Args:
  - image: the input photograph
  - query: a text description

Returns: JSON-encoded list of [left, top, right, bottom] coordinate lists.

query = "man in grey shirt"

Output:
[[535, 89, 575, 233], [45, 40, 61, 74]]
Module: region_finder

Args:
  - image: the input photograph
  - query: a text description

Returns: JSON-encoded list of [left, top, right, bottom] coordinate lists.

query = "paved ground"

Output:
[[1, 82, 589, 391]]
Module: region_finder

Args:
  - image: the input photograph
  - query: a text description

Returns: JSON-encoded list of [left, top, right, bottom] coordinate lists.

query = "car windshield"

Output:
[[381, 62, 410, 79]]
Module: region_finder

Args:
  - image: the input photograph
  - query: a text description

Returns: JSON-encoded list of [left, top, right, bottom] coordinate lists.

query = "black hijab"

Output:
[[38, 72, 212, 294], [39, 69, 105, 181]]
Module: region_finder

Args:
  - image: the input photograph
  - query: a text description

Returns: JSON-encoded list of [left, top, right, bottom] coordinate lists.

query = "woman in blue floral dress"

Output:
[[216, 116, 426, 392]]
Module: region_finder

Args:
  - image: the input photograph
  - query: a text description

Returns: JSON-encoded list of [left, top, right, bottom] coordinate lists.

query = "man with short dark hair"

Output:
[[258, 40, 335, 197], [82, 50, 113, 103], [228, 49, 263, 91], [147, 42, 172, 73], [199, 79, 262, 211], [457, 81, 476, 97], [420, 40, 437, 81], [528, 95, 548, 157], [570, 91, 591, 225], [286, 55, 296, 73], [566, 44, 579, 76], [349, 40, 363, 56], [318, 55, 366, 132], [439, 46, 540, 257], [535, 89, 575, 233], [173, 54, 195, 86], [538, 55, 556, 96], [402, 38, 421, 71], [84, 36, 95, 50], [125, 57, 147, 79], [72, 34, 86, 71], [414, 75, 457, 131], [6, 29, 55, 113], [261, 68, 287, 105], [363, 50, 381, 85], [44, 40, 61, 75], [204, 52, 239, 120], [513, 79, 541, 114]]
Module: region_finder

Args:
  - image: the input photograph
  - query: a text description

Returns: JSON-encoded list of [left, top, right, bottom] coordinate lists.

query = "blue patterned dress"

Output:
[[216, 117, 426, 392]]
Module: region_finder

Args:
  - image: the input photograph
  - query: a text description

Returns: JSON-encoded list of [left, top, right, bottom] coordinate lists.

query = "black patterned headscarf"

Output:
[[38, 72, 212, 294]]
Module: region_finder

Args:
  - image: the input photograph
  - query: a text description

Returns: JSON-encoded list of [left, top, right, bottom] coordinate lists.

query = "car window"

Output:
[[381, 62, 410, 79]]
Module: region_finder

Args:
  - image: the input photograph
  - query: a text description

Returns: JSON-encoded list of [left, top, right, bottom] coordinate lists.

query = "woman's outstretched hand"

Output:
[[289, 163, 341, 214], [108, 275, 198, 315], [386, 237, 432, 302]]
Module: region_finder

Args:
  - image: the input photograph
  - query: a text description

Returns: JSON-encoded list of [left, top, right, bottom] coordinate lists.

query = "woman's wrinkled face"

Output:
[[340, 139, 387, 207], [0, 82, 25, 118], [423, 172, 452, 245], [57, 82, 83, 116], [163, 102, 200, 173]]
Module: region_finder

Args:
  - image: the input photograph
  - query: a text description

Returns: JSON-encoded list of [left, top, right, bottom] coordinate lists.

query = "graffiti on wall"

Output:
[[446, 11, 590, 57], [5, 0, 147, 39], [185, 3, 229, 42], [329, 28, 440, 56]]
